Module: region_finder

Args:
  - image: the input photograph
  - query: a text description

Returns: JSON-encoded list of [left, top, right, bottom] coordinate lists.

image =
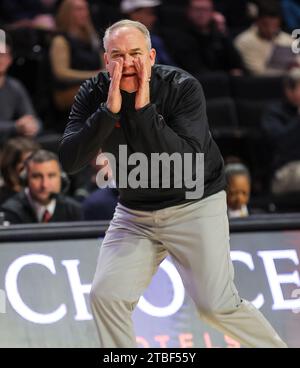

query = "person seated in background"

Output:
[[83, 186, 119, 220], [0, 149, 83, 224], [281, 0, 300, 33], [225, 163, 251, 218], [235, 2, 300, 75], [120, 0, 176, 66], [213, 0, 256, 36], [0, 137, 40, 205], [83, 153, 119, 221], [49, 0, 103, 115], [163, 0, 244, 76], [0, 0, 57, 31], [262, 68, 300, 194], [70, 152, 106, 202], [0, 35, 41, 145]]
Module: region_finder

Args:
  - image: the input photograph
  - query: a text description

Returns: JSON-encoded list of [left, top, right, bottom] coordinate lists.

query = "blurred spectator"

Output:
[[0, 0, 57, 30], [87, 0, 122, 32], [235, 2, 300, 75], [281, 0, 300, 32], [190, 0, 228, 34], [69, 154, 101, 202], [163, 0, 244, 75], [0, 149, 82, 224], [225, 163, 251, 218], [83, 153, 119, 220], [83, 188, 118, 220], [49, 0, 102, 114], [0, 138, 40, 205], [120, 0, 176, 65], [0, 35, 41, 145], [213, 0, 255, 36], [262, 68, 300, 194]]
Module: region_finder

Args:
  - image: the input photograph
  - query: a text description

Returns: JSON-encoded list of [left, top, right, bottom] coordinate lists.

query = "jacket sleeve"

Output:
[[59, 80, 119, 174], [125, 78, 210, 155]]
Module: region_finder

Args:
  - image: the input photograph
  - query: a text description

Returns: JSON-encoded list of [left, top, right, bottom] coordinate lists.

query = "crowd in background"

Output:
[[0, 0, 300, 224]]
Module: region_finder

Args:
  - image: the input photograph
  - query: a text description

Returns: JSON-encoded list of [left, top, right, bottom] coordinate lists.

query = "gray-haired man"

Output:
[[60, 20, 287, 348]]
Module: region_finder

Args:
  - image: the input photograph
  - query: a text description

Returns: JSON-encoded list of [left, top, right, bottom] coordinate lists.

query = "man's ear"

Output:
[[150, 48, 156, 66]]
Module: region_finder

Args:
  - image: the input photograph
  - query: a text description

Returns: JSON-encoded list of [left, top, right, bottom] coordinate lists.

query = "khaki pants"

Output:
[[90, 191, 287, 348]]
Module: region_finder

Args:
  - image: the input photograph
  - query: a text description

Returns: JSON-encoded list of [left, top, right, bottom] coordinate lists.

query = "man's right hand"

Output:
[[106, 58, 123, 114]]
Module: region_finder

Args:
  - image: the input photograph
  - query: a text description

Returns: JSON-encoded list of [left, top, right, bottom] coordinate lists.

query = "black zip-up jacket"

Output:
[[59, 64, 226, 211]]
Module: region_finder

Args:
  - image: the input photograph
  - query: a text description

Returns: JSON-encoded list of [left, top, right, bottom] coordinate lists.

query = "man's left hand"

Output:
[[134, 57, 151, 110]]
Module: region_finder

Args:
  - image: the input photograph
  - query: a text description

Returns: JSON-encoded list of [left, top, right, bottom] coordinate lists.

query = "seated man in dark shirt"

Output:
[[163, 0, 244, 75], [0, 35, 41, 145], [0, 149, 83, 224], [262, 68, 300, 194]]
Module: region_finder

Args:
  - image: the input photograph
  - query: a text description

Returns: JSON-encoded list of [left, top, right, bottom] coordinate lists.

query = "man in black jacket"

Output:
[[59, 20, 286, 348], [1, 149, 82, 224], [162, 0, 244, 76], [262, 68, 300, 194]]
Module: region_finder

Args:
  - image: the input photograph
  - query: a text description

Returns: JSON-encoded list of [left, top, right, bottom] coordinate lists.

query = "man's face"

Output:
[[187, 0, 214, 30], [257, 16, 281, 40], [129, 8, 157, 30], [285, 83, 300, 107], [0, 45, 12, 76], [104, 26, 156, 93], [27, 160, 61, 205], [226, 174, 251, 211]]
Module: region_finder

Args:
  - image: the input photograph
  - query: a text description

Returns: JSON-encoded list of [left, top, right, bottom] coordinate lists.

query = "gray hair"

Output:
[[103, 19, 152, 51], [224, 163, 251, 184]]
